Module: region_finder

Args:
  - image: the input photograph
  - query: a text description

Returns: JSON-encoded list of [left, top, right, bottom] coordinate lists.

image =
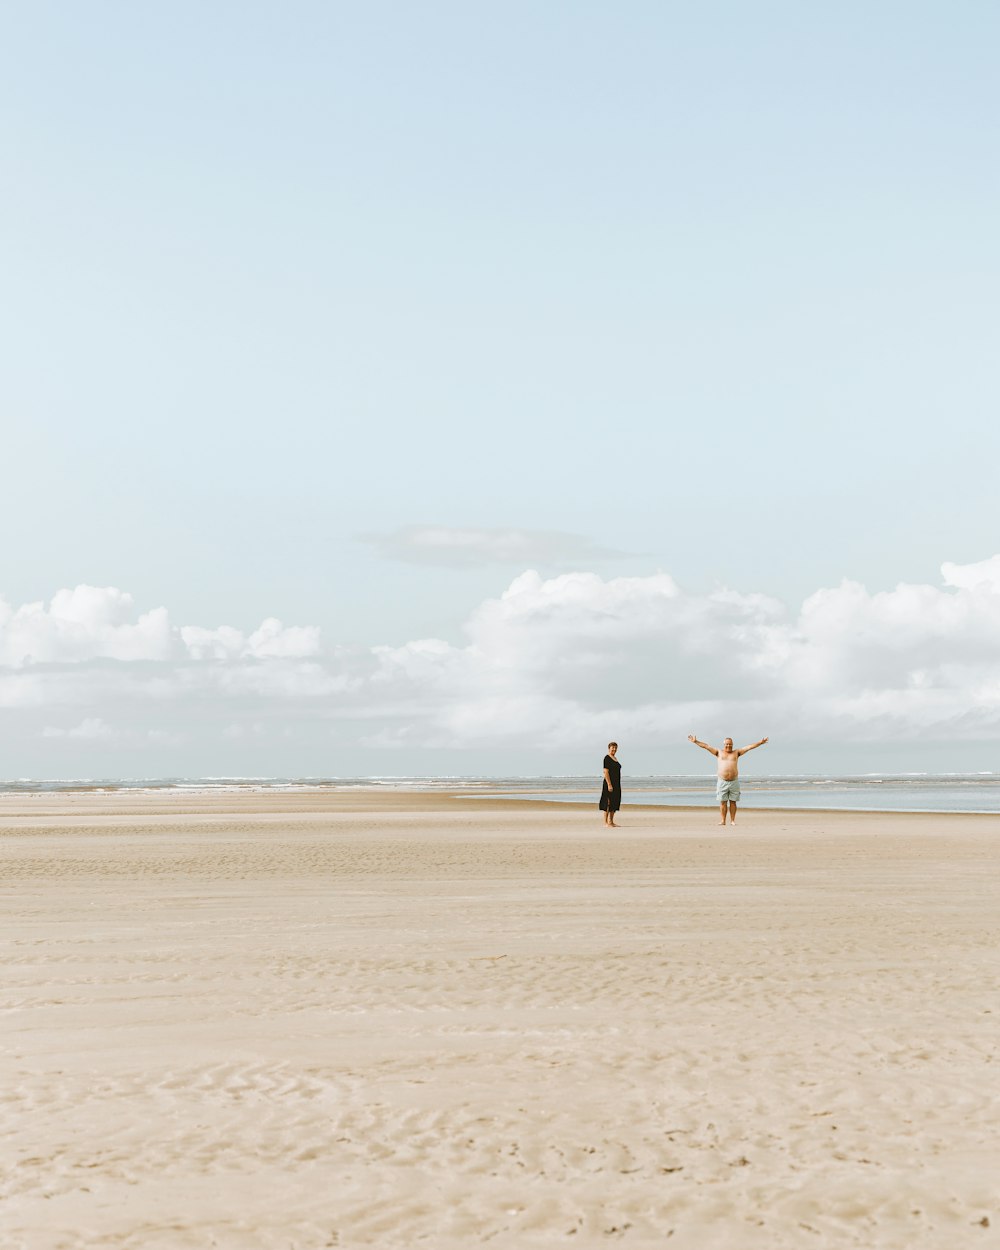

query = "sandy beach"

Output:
[[2, 790, 998, 1249]]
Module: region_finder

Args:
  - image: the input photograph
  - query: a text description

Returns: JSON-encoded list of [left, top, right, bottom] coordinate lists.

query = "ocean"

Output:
[[2, 774, 999, 814]]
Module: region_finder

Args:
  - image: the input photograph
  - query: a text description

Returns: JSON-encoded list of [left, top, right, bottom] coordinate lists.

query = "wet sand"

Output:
[[2, 791, 998, 1248]]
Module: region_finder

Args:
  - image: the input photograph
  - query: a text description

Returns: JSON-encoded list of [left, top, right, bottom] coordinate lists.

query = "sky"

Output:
[[2, 2, 999, 778]]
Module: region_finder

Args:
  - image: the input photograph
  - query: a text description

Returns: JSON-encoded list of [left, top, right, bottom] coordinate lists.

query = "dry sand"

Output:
[[2, 790, 998, 1249]]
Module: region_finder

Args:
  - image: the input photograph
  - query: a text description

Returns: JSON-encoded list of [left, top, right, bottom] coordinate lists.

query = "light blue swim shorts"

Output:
[[716, 778, 741, 802]]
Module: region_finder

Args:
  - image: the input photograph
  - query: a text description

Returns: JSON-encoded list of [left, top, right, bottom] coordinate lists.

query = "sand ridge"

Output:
[[2, 792, 998, 1248]]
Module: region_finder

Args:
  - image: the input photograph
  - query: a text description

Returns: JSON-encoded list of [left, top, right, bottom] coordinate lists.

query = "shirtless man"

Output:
[[687, 733, 769, 825]]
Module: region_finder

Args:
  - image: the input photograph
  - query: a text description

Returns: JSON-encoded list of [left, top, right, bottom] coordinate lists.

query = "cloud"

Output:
[[359, 525, 627, 567], [0, 586, 171, 665], [180, 618, 321, 660], [42, 716, 117, 740], [0, 586, 320, 668], [222, 721, 266, 739], [941, 554, 1000, 592], [351, 560, 1000, 748], [6, 559, 1000, 757]]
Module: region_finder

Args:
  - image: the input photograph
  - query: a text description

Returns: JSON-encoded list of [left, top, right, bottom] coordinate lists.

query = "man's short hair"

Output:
[[608, 741, 618, 749]]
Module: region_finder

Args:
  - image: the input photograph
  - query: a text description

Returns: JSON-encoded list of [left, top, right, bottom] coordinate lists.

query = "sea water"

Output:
[[1, 774, 999, 814], [475, 774, 1000, 814]]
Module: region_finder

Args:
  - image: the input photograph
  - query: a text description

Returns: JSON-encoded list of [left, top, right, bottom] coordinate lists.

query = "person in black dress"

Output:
[[600, 742, 621, 826]]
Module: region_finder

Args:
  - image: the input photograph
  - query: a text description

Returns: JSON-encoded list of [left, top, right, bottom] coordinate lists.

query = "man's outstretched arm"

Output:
[[738, 736, 769, 756], [688, 734, 718, 756]]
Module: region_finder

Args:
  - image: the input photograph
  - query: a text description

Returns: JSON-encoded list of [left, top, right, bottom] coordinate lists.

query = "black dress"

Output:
[[599, 754, 622, 812]]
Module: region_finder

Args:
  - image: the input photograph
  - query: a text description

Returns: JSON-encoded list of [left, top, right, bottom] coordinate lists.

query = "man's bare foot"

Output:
[[719, 820, 727, 825]]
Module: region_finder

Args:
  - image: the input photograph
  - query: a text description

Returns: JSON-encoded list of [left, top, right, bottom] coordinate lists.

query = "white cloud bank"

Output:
[[0, 587, 319, 667], [0, 586, 171, 665], [180, 619, 321, 661], [4, 559, 1000, 756]]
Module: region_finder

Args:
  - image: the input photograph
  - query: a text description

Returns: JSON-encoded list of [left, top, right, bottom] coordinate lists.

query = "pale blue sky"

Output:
[[2, 3, 999, 775]]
